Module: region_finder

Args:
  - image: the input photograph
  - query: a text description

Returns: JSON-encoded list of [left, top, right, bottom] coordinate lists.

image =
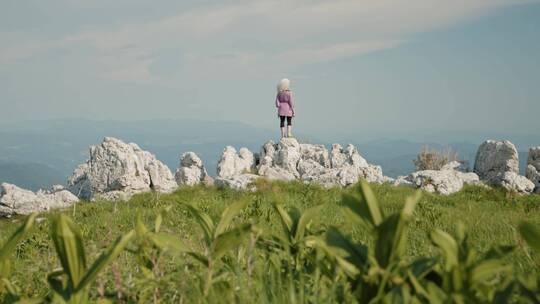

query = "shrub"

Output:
[[413, 146, 459, 171]]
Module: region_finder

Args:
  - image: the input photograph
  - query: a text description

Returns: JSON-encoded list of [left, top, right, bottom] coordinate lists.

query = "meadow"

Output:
[[1, 180, 539, 303]]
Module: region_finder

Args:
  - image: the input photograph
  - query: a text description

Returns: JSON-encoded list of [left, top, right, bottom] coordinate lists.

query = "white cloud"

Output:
[[1, 0, 537, 82]]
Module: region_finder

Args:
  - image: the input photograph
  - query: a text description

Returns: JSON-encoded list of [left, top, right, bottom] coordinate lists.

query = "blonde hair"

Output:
[[277, 78, 290, 92]]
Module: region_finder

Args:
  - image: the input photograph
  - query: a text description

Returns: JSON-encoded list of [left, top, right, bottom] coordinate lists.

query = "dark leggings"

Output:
[[280, 116, 292, 127]]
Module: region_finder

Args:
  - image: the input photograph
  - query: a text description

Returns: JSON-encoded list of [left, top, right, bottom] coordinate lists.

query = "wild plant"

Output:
[[127, 209, 188, 302], [47, 214, 134, 303], [323, 180, 426, 302], [0, 213, 37, 302], [256, 202, 326, 303], [180, 200, 252, 296]]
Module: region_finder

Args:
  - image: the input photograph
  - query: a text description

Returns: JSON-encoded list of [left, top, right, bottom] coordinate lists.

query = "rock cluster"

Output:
[[2, 136, 540, 218], [526, 147, 540, 193], [474, 140, 534, 194], [393, 161, 480, 195], [0, 183, 78, 217], [67, 137, 177, 201], [175, 152, 213, 186], [214, 138, 386, 190]]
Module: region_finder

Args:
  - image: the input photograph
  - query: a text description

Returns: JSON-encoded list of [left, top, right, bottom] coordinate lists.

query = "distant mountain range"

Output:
[[0, 119, 536, 191]]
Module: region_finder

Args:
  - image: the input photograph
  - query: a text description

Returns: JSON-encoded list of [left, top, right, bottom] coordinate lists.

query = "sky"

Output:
[[1, 0, 539, 140]]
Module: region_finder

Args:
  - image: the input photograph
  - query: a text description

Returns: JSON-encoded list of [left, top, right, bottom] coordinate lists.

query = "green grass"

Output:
[[1, 181, 540, 302]]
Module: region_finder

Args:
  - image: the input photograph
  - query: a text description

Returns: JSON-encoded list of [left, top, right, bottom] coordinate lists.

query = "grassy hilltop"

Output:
[[1, 181, 540, 303]]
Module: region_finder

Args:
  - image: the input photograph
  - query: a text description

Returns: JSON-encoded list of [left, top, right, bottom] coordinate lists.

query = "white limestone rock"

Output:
[[474, 140, 533, 194], [328, 144, 384, 183], [215, 174, 259, 191], [500, 171, 535, 194], [526, 147, 540, 193], [393, 175, 415, 188], [67, 137, 177, 200], [300, 143, 330, 168], [217, 146, 256, 178], [0, 183, 79, 217], [217, 138, 385, 190], [273, 138, 302, 178], [175, 152, 213, 186], [258, 165, 297, 181], [410, 170, 464, 195], [474, 140, 519, 183], [394, 162, 480, 195]]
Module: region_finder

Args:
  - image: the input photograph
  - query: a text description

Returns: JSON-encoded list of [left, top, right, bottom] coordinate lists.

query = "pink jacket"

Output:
[[275, 90, 295, 117]]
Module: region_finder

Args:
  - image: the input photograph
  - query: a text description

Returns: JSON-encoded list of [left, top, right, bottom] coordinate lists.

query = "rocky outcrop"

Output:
[[217, 146, 256, 178], [217, 138, 386, 190], [474, 140, 534, 194], [67, 137, 177, 201], [215, 174, 259, 191], [175, 152, 213, 186], [0, 183, 78, 217], [394, 161, 480, 195], [526, 147, 540, 193], [215, 146, 258, 189]]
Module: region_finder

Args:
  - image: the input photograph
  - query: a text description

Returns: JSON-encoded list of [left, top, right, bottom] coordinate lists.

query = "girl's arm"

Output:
[[275, 94, 280, 108], [289, 92, 295, 116]]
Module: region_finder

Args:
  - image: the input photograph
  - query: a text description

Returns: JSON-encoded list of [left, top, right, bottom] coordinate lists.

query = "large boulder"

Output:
[[500, 172, 535, 194], [217, 146, 256, 178], [215, 146, 258, 189], [67, 137, 177, 200], [0, 183, 78, 217], [326, 144, 385, 184], [175, 152, 213, 186], [474, 140, 533, 194], [260, 138, 302, 178], [394, 161, 480, 195], [526, 147, 540, 193], [474, 140, 519, 181]]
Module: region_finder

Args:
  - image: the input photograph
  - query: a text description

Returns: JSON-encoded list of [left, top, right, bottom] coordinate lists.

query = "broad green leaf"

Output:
[[325, 227, 367, 271], [484, 245, 515, 260], [183, 204, 215, 246], [383, 284, 411, 304], [308, 235, 359, 277], [0, 259, 11, 279], [430, 229, 459, 271], [215, 200, 249, 237], [0, 213, 37, 262], [407, 270, 430, 299], [274, 203, 293, 237], [470, 259, 511, 283], [358, 180, 383, 226], [46, 269, 66, 299], [50, 214, 87, 289], [76, 230, 135, 291], [154, 213, 163, 233], [519, 221, 540, 254], [425, 282, 447, 304], [409, 258, 437, 278], [403, 191, 421, 217], [187, 252, 209, 267], [343, 181, 383, 228], [148, 232, 188, 253], [135, 213, 148, 236], [212, 223, 252, 260], [375, 191, 420, 267], [374, 214, 401, 268], [294, 205, 324, 242]]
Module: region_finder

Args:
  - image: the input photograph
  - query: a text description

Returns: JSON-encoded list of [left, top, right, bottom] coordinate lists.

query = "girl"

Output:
[[275, 78, 295, 138]]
